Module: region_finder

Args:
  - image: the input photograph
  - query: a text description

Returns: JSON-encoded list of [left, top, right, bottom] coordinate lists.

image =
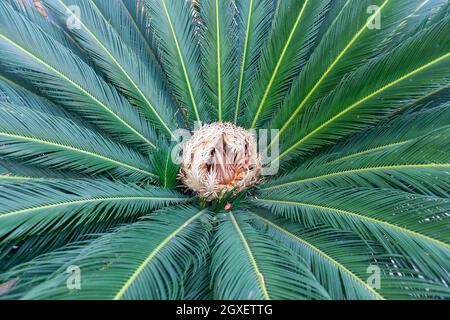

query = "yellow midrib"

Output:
[[0, 195, 185, 220], [278, 52, 450, 160], [266, 0, 389, 150], [117, 0, 162, 76], [253, 213, 384, 300], [161, 0, 200, 122], [256, 198, 450, 249], [0, 33, 156, 149], [234, 0, 254, 124], [229, 211, 270, 300], [0, 175, 49, 181], [215, 0, 222, 121], [250, 0, 309, 128], [60, 0, 175, 139], [262, 163, 450, 191], [327, 140, 410, 164], [0, 132, 155, 177], [113, 209, 205, 300]]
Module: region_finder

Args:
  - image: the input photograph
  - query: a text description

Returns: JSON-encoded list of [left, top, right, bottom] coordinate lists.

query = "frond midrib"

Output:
[[250, 0, 310, 128], [113, 208, 206, 300], [160, 0, 200, 122], [0, 33, 156, 149], [59, 0, 175, 139], [265, 0, 389, 151], [278, 51, 450, 160], [229, 211, 270, 300], [262, 163, 450, 191], [0, 175, 58, 182], [0, 195, 186, 220], [255, 198, 450, 249], [0, 132, 155, 177], [251, 213, 384, 300], [215, 0, 222, 121], [163, 149, 170, 188], [326, 141, 410, 164]]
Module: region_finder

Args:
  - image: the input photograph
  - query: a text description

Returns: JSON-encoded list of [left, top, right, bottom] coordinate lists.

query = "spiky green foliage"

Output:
[[0, 0, 449, 300]]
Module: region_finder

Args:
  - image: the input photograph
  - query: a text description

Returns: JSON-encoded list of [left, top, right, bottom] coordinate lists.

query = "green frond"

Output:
[[250, 210, 450, 299], [0, 1, 158, 151], [1, 206, 211, 300], [262, 126, 450, 197], [0, 178, 189, 242], [97, 0, 166, 85], [322, 102, 450, 166], [0, 75, 76, 120], [0, 159, 85, 181], [210, 211, 330, 300], [181, 255, 212, 300], [0, 214, 132, 273], [0, 102, 155, 180], [233, 0, 274, 124], [144, 0, 206, 125], [278, 18, 450, 161], [245, 0, 332, 128], [254, 187, 450, 282], [5, 0, 89, 60], [119, 0, 155, 56], [200, 0, 238, 122], [373, 0, 449, 52], [269, 0, 449, 159], [41, 0, 181, 138], [150, 144, 180, 189], [249, 210, 384, 300]]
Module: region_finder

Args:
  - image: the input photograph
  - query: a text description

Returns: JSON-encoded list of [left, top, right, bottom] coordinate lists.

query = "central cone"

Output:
[[179, 122, 261, 200]]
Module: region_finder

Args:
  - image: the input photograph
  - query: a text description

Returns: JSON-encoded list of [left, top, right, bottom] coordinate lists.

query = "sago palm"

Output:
[[0, 0, 449, 300]]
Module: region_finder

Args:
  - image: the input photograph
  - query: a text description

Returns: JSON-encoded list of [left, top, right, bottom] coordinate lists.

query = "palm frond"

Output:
[[262, 125, 450, 198], [1, 206, 211, 300], [0, 74, 87, 123], [250, 209, 450, 299], [249, 210, 383, 300], [41, 0, 181, 138], [200, 0, 238, 122], [210, 210, 330, 300], [99, 0, 166, 84], [0, 178, 189, 242], [245, 0, 331, 128], [254, 187, 450, 282], [119, 0, 155, 56], [322, 102, 450, 166], [181, 254, 212, 300], [0, 102, 155, 180], [0, 159, 85, 181], [144, 0, 206, 125], [0, 1, 158, 151], [150, 144, 179, 189], [278, 18, 450, 161], [269, 0, 449, 160], [233, 0, 274, 124], [0, 214, 131, 273], [8, 0, 88, 60], [0, 0, 448, 301]]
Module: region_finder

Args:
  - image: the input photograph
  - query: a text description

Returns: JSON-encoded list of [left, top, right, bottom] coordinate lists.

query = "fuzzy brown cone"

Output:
[[180, 122, 261, 201]]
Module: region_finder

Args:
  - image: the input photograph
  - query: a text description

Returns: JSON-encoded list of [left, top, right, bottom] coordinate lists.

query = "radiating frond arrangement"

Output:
[[0, 0, 449, 300]]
